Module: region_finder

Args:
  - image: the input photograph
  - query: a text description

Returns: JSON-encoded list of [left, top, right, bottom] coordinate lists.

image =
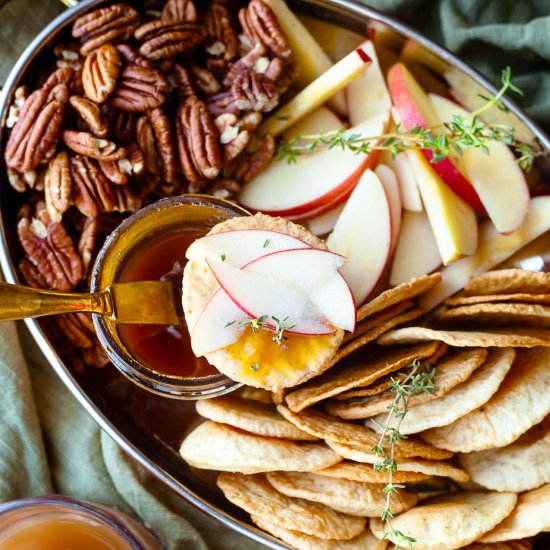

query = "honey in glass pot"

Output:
[[117, 229, 217, 378]]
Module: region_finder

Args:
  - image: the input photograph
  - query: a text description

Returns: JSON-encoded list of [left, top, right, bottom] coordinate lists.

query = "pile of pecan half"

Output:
[[3, 0, 295, 369]]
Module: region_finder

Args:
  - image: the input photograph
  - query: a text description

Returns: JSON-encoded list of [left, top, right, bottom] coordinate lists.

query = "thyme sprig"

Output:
[[371, 359, 436, 549], [225, 315, 295, 348], [277, 67, 537, 171]]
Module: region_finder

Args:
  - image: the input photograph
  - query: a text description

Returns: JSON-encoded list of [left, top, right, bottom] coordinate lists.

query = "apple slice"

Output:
[[429, 93, 530, 235], [387, 62, 485, 213], [191, 289, 248, 356], [419, 196, 550, 311], [380, 150, 423, 212], [262, 0, 347, 116], [186, 229, 311, 267], [406, 148, 478, 265], [307, 202, 346, 236], [260, 47, 372, 137], [239, 113, 389, 219], [346, 40, 392, 125], [245, 248, 356, 332], [208, 258, 332, 335], [326, 169, 392, 305], [389, 210, 442, 286], [297, 15, 364, 62], [375, 164, 402, 254], [282, 106, 344, 142]]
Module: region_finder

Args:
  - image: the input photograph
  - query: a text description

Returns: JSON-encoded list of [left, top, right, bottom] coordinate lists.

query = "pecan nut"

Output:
[[214, 113, 250, 162], [72, 3, 140, 56], [70, 155, 117, 217], [205, 90, 240, 117], [110, 63, 169, 111], [82, 44, 121, 104], [176, 96, 222, 182], [208, 178, 241, 200], [204, 4, 238, 73], [78, 216, 99, 275], [17, 203, 83, 291], [56, 313, 95, 350], [189, 63, 221, 95], [45, 150, 72, 223], [170, 63, 196, 99], [224, 133, 274, 183], [231, 70, 278, 112], [107, 109, 137, 143], [63, 130, 126, 161], [98, 159, 129, 185], [69, 96, 109, 138], [222, 42, 266, 87], [42, 68, 74, 98], [161, 0, 198, 22], [113, 182, 143, 213], [5, 86, 28, 129], [5, 87, 66, 173], [54, 44, 84, 71], [81, 343, 110, 368], [149, 108, 177, 184], [7, 167, 41, 193], [19, 256, 49, 289], [238, 0, 291, 59], [134, 20, 206, 61]]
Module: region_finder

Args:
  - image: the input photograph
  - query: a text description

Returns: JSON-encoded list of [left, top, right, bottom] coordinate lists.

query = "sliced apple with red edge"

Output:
[[326, 169, 392, 305], [429, 93, 530, 235], [387, 62, 485, 213], [346, 40, 392, 125], [306, 202, 346, 236], [244, 248, 356, 332], [282, 105, 344, 142], [406, 148, 478, 265], [380, 149, 423, 212], [375, 164, 402, 255], [186, 229, 311, 267], [191, 289, 249, 356], [420, 196, 550, 311], [390, 210, 442, 286], [239, 112, 389, 220]]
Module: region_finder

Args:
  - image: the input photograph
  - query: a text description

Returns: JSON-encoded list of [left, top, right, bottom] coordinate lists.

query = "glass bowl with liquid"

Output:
[[90, 194, 249, 399], [0, 495, 161, 549]]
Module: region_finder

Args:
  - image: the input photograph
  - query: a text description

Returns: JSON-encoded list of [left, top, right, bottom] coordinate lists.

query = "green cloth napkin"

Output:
[[1, 1, 549, 549]]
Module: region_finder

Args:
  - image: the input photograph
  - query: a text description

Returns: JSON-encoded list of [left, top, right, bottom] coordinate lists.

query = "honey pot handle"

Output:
[[0, 281, 111, 321]]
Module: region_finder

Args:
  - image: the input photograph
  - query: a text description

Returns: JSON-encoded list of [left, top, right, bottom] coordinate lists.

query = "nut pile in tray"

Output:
[[3, 0, 295, 368], [180, 269, 550, 549]]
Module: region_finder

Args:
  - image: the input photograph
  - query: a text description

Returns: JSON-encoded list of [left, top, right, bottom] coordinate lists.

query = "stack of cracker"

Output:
[[179, 269, 550, 549]]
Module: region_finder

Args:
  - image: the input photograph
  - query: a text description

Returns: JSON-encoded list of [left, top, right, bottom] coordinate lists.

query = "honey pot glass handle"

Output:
[[0, 282, 111, 321]]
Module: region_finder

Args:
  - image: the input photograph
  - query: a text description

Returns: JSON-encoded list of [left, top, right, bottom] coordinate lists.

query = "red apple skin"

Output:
[[253, 148, 382, 220], [387, 63, 486, 214]]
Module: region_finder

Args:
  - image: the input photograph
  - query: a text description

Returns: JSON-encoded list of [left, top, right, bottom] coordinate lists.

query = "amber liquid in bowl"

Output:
[[117, 229, 217, 378]]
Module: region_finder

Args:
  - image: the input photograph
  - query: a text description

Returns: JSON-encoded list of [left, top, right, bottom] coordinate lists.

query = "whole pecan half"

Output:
[[134, 20, 206, 60], [45, 150, 72, 223], [110, 63, 169, 111], [149, 108, 178, 184], [69, 154, 117, 217], [205, 90, 240, 117], [176, 96, 222, 181], [161, 0, 198, 22], [107, 109, 137, 143], [170, 63, 196, 99], [113, 183, 143, 213], [63, 130, 126, 161], [204, 4, 238, 73], [231, 70, 278, 112], [19, 256, 49, 289], [136, 115, 159, 176], [78, 216, 99, 275], [69, 96, 109, 138], [17, 203, 83, 291], [98, 158, 129, 185], [224, 133, 275, 183], [72, 3, 140, 56], [239, 0, 291, 59], [5, 87, 66, 173], [82, 45, 121, 104], [42, 68, 74, 98]]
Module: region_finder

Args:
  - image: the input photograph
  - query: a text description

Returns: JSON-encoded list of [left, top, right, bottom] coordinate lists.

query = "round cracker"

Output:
[[251, 516, 387, 550], [195, 397, 318, 440], [459, 416, 550, 492], [179, 421, 340, 473], [266, 471, 418, 517], [371, 348, 515, 435], [276, 404, 452, 460], [325, 440, 469, 482], [370, 491, 518, 550], [217, 473, 366, 540], [315, 461, 431, 484], [421, 347, 550, 452], [479, 484, 550, 543], [440, 302, 550, 327], [327, 348, 487, 419], [464, 269, 550, 296], [182, 213, 344, 392], [377, 326, 550, 348], [445, 293, 550, 306], [464, 541, 533, 550]]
